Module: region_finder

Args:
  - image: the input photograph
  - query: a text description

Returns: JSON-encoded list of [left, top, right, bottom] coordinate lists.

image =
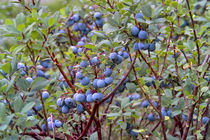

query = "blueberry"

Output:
[[78, 23, 86, 31], [73, 24, 79, 31], [56, 98, 64, 107], [35, 104, 42, 111], [77, 41, 85, 47], [109, 52, 118, 61], [135, 13, 144, 20], [182, 114, 188, 121], [104, 68, 112, 77], [20, 70, 26, 76], [41, 124, 46, 131], [17, 63, 25, 70], [96, 18, 104, 27], [91, 57, 99, 65], [148, 43, 156, 51], [42, 91, 49, 100], [131, 94, 140, 100], [67, 18, 75, 27], [86, 89, 92, 95], [202, 117, 209, 124], [171, 52, 179, 58], [97, 79, 106, 88], [143, 43, 149, 50], [92, 92, 104, 101], [141, 100, 149, 108], [61, 105, 69, 114], [48, 121, 55, 131], [131, 26, 139, 37], [77, 104, 84, 113], [59, 81, 68, 90], [123, 52, 129, 59], [80, 60, 88, 67], [118, 84, 125, 92], [93, 79, 99, 88], [133, 43, 139, 51], [130, 130, 138, 137], [80, 36, 87, 41], [47, 116, 55, 122], [86, 94, 94, 102], [104, 77, 113, 85], [153, 101, 158, 108], [40, 60, 51, 68], [114, 55, 123, 64], [73, 13, 80, 22], [76, 71, 83, 79], [148, 113, 156, 122], [71, 46, 78, 54], [64, 97, 73, 107], [94, 12, 102, 19], [37, 69, 45, 77], [138, 42, 145, 50], [138, 30, 148, 40], [58, 29, 65, 34], [55, 120, 62, 128], [118, 51, 123, 56], [25, 77, 33, 85], [27, 110, 33, 116], [75, 93, 86, 102], [80, 76, 90, 86]]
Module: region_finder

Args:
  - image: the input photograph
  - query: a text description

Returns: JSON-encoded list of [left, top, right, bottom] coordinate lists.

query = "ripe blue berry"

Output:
[[135, 13, 144, 20], [80, 60, 88, 67], [42, 91, 49, 100], [97, 79, 106, 88], [94, 12, 102, 19], [77, 104, 84, 113], [55, 120, 62, 128], [64, 97, 73, 107], [131, 26, 139, 37], [133, 43, 139, 51], [86, 89, 92, 95], [153, 101, 158, 108], [92, 93, 104, 101], [73, 13, 80, 22], [141, 100, 149, 108], [96, 18, 104, 27], [91, 57, 99, 65], [130, 130, 138, 137], [182, 114, 188, 121], [148, 43, 156, 51], [80, 76, 90, 86], [71, 46, 78, 54], [35, 104, 42, 111], [93, 79, 99, 88], [86, 94, 94, 102], [138, 30, 148, 40], [61, 105, 69, 114], [104, 77, 113, 85], [114, 55, 123, 64], [26, 77, 33, 84], [123, 52, 129, 59], [57, 98, 64, 107], [75, 93, 86, 102], [104, 68, 112, 77], [76, 71, 83, 79], [202, 117, 209, 124], [48, 121, 55, 131], [109, 52, 118, 61], [148, 113, 156, 122]]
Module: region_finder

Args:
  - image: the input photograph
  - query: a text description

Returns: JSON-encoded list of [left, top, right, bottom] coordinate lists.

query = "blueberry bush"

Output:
[[0, 0, 209, 139]]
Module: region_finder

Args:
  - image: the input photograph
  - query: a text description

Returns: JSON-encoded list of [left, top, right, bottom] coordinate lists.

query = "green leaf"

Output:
[[12, 45, 25, 55], [120, 122, 127, 130], [11, 56, 17, 76], [201, 87, 208, 92], [21, 102, 35, 114], [31, 77, 48, 91], [16, 78, 30, 91], [16, 13, 26, 25], [142, 5, 152, 17], [91, 34, 97, 44], [17, 24, 25, 32], [0, 114, 14, 131], [48, 17, 55, 27], [0, 103, 6, 119], [103, 23, 118, 34], [172, 110, 181, 116], [89, 132, 98, 140], [126, 83, 137, 93], [14, 96, 24, 112], [114, 11, 120, 25], [107, 113, 121, 117], [1, 63, 11, 74], [6, 75, 16, 92]]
